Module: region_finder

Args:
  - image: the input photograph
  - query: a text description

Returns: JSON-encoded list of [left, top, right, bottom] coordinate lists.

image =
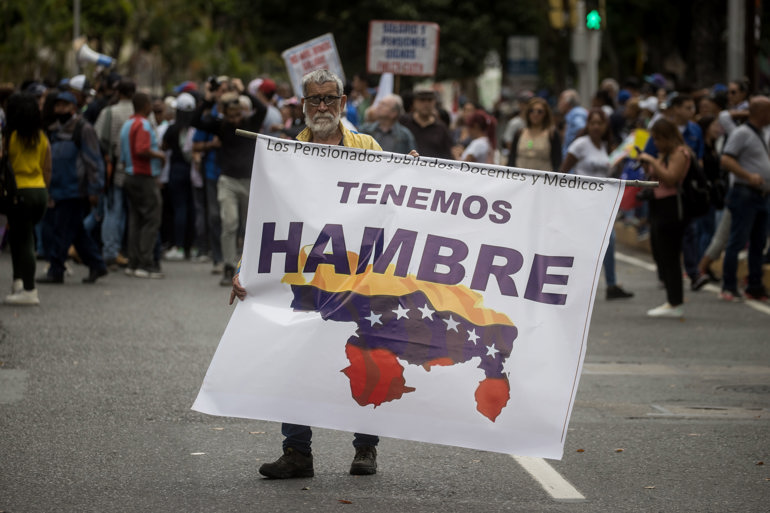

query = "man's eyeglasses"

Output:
[[303, 95, 341, 107], [728, 89, 739, 95]]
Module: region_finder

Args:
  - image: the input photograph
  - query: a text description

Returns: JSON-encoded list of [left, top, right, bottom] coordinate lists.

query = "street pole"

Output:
[[571, 0, 600, 107], [727, 0, 745, 81], [72, 0, 81, 75]]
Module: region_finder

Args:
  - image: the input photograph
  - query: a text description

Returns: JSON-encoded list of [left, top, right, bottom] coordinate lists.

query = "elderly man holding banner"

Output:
[[232, 69, 385, 479]]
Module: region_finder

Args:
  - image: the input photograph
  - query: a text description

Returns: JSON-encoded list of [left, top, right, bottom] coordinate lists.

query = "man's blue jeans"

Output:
[[101, 186, 125, 262], [282, 423, 379, 454], [722, 184, 769, 293]]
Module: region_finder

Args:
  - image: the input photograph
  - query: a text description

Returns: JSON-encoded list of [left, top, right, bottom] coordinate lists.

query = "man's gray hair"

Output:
[[301, 69, 343, 97], [382, 94, 404, 115]]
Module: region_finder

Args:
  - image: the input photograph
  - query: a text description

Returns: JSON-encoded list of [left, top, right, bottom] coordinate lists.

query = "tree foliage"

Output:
[[0, 0, 761, 93]]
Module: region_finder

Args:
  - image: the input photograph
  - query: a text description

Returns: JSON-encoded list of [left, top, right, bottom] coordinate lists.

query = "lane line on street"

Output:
[[615, 251, 657, 272], [511, 455, 586, 502], [616, 251, 770, 317]]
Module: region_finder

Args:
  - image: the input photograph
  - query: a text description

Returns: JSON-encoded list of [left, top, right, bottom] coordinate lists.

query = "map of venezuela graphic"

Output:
[[282, 251, 517, 422]]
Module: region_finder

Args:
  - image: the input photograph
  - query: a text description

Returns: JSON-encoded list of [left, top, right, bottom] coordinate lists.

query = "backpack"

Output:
[[678, 152, 711, 220]]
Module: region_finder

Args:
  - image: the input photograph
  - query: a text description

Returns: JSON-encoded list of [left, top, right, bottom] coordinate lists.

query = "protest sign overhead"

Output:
[[367, 21, 439, 76]]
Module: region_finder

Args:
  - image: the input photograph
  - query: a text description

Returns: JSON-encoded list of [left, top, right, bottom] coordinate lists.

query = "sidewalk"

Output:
[[614, 221, 770, 291]]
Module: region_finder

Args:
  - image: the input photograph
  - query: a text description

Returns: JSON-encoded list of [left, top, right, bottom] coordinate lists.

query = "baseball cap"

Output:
[[55, 91, 78, 105], [173, 81, 198, 94], [413, 84, 435, 98], [68, 74, 91, 93], [258, 78, 276, 95], [639, 96, 658, 112], [172, 92, 196, 112]]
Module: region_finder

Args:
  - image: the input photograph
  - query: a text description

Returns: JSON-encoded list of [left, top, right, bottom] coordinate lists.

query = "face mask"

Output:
[[57, 112, 73, 124]]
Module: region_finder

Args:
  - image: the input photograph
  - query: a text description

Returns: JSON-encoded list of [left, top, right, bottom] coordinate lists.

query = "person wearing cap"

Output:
[[67, 74, 93, 110], [161, 92, 198, 261], [191, 77, 267, 286], [94, 79, 136, 271], [37, 91, 108, 285], [400, 85, 453, 160], [229, 69, 384, 480], [249, 78, 283, 139]]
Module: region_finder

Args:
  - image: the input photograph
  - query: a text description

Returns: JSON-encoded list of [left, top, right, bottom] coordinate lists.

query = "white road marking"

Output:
[[615, 251, 656, 272], [616, 251, 770, 317], [512, 455, 586, 501]]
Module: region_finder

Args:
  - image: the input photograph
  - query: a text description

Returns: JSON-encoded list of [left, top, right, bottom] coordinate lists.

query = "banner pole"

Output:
[[234, 129, 658, 189]]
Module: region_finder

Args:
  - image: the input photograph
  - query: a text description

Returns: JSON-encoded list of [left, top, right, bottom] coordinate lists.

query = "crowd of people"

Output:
[[1, 70, 769, 318]]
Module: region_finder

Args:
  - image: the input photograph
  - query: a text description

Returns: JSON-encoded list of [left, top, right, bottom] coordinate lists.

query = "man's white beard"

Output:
[[304, 105, 340, 139]]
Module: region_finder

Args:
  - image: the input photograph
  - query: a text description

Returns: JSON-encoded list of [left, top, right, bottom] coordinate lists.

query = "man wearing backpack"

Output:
[[37, 91, 108, 285], [719, 96, 770, 302]]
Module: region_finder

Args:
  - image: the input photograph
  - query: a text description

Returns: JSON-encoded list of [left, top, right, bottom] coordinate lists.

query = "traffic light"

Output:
[[585, 0, 605, 30], [548, 0, 565, 30]]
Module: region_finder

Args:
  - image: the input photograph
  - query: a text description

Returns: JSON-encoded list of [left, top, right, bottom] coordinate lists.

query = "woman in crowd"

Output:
[[3, 93, 51, 305], [507, 97, 561, 171], [638, 119, 692, 317], [454, 111, 492, 163], [560, 108, 634, 301]]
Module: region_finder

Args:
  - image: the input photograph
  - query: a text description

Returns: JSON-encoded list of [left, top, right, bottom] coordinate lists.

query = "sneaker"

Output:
[[350, 445, 378, 475], [4, 288, 40, 306], [219, 265, 235, 287], [744, 287, 769, 302], [12, 279, 23, 294], [606, 285, 634, 300], [124, 268, 136, 277], [211, 262, 224, 275], [258, 447, 314, 479], [164, 246, 185, 261], [690, 273, 710, 292], [135, 267, 165, 279], [646, 302, 684, 318], [36, 273, 63, 284], [720, 289, 743, 302], [82, 267, 108, 284]]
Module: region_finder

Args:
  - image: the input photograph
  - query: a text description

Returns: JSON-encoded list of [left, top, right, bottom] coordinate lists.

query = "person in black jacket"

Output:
[[191, 78, 266, 286]]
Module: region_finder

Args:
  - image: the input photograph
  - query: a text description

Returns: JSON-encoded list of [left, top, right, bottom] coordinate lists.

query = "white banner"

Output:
[[367, 20, 439, 76], [193, 136, 624, 459], [281, 33, 345, 98]]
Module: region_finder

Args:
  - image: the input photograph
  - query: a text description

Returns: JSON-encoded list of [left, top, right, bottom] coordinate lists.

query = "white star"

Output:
[[444, 315, 460, 332], [486, 344, 500, 358], [365, 311, 382, 326], [467, 329, 480, 345], [392, 304, 410, 320], [418, 304, 435, 319]]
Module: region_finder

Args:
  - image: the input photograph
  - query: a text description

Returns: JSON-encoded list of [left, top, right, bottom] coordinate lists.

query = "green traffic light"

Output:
[[586, 9, 601, 30]]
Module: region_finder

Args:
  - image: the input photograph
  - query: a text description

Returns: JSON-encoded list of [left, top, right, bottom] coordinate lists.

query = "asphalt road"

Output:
[[1, 246, 768, 512]]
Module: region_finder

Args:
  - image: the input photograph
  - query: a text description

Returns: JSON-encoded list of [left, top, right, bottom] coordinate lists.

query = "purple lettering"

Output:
[[371, 229, 418, 277], [303, 224, 351, 274], [524, 254, 573, 305], [258, 222, 303, 273], [470, 244, 523, 295], [407, 187, 431, 210], [359, 183, 381, 204], [337, 181, 359, 203], [416, 235, 468, 285], [462, 195, 488, 219], [430, 190, 461, 215], [380, 184, 407, 205]]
